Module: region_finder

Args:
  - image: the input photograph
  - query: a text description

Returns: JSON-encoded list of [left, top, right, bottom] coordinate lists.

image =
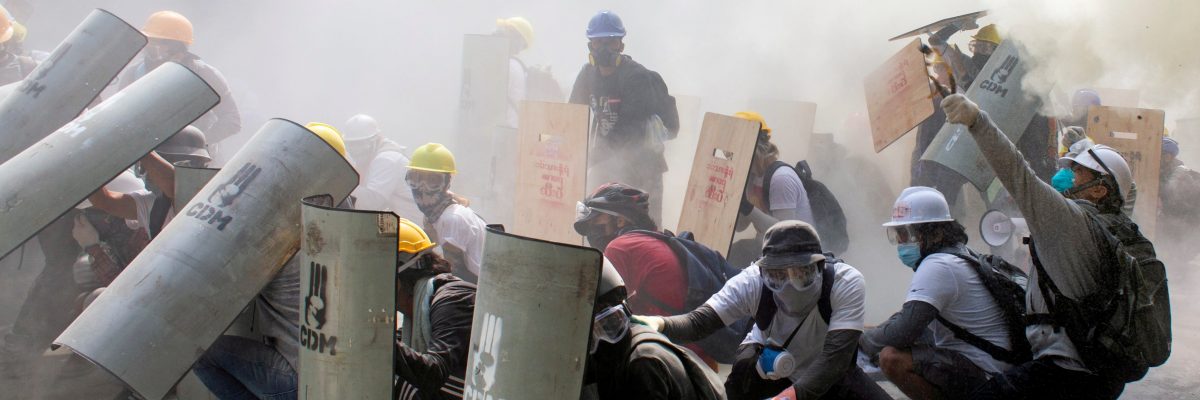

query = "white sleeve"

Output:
[[904, 255, 961, 312], [827, 264, 866, 332], [705, 265, 762, 326], [128, 190, 156, 230], [352, 152, 421, 220], [768, 168, 814, 225]]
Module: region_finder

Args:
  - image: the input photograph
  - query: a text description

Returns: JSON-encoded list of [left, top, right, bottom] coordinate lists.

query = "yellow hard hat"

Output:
[[971, 24, 1001, 46], [407, 143, 457, 174], [305, 122, 347, 157], [398, 218, 435, 254], [11, 21, 25, 43], [0, 8, 13, 44], [497, 17, 534, 50], [734, 111, 771, 135], [143, 10, 194, 45]]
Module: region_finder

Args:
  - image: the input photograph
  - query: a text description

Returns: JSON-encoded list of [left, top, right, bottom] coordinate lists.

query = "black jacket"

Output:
[[569, 55, 669, 170], [395, 273, 476, 400]]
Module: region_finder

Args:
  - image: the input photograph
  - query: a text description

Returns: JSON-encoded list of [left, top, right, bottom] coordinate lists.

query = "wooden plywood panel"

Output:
[[511, 101, 590, 245], [1086, 106, 1165, 238], [865, 38, 936, 153], [748, 99, 817, 162], [676, 113, 761, 255]]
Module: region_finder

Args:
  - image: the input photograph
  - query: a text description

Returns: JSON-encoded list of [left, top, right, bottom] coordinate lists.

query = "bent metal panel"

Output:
[[54, 120, 359, 400]]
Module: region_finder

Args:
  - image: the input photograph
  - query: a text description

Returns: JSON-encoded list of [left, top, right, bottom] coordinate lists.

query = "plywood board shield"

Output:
[[1086, 106, 1165, 237], [511, 101, 590, 245], [921, 39, 1043, 191], [455, 34, 510, 203], [748, 99, 817, 162], [676, 113, 761, 255], [865, 38, 936, 153]]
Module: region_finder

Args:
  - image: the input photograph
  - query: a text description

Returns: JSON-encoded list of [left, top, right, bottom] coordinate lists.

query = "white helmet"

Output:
[[342, 114, 381, 142], [77, 170, 146, 209], [1064, 144, 1132, 202], [883, 186, 954, 227]]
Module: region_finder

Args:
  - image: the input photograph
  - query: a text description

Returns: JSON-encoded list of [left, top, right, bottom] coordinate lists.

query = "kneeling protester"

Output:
[[638, 221, 891, 400]]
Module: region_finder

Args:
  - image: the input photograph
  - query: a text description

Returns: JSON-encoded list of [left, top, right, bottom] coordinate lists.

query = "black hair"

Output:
[[914, 221, 969, 256], [1095, 178, 1125, 213], [397, 252, 452, 289]]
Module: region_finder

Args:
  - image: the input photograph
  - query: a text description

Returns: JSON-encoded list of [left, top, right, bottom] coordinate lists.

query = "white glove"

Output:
[[941, 94, 981, 126], [633, 315, 665, 332], [72, 214, 100, 248]]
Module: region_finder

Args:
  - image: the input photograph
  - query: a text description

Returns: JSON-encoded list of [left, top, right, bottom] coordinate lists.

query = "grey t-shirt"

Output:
[[907, 253, 1013, 374], [968, 111, 1109, 372], [252, 256, 301, 371]]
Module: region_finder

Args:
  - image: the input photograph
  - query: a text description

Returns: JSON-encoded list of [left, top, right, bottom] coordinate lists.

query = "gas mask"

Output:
[[589, 45, 620, 67], [575, 202, 624, 251], [757, 345, 796, 380], [762, 261, 823, 317], [590, 304, 630, 354], [406, 170, 453, 219]]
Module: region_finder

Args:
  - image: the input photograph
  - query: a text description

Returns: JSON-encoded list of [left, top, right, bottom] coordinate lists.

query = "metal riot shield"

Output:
[[463, 229, 602, 400], [0, 62, 218, 258], [173, 164, 221, 211], [920, 39, 1042, 191], [0, 9, 146, 163], [53, 119, 359, 400], [298, 197, 398, 399]]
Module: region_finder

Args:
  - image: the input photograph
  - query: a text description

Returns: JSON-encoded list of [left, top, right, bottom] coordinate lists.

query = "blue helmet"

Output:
[[586, 10, 626, 38]]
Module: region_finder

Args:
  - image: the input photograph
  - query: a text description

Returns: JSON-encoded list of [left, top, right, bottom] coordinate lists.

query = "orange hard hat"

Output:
[[143, 11, 193, 45]]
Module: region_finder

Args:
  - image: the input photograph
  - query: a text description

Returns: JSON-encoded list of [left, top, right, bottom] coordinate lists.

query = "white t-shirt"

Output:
[[350, 151, 422, 224], [706, 262, 866, 382], [128, 189, 173, 235], [907, 253, 1014, 374], [428, 203, 487, 277], [768, 166, 814, 225]]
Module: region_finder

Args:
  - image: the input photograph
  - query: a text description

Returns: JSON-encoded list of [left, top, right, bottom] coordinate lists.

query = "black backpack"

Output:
[[753, 257, 836, 331], [938, 249, 1034, 365], [1027, 202, 1171, 382], [624, 327, 727, 400], [630, 230, 752, 364], [762, 161, 850, 254]]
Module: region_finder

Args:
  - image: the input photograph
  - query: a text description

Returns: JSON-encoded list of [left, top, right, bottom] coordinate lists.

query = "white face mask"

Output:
[[774, 272, 822, 317]]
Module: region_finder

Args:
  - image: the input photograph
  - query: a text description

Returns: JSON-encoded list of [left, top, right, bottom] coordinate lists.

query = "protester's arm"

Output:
[[351, 153, 404, 211], [609, 68, 657, 141], [857, 301, 939, 359], [791, 330, 862, 400], [394, 284, 474, 395], [568, 64, 591, 104], [657, 305, 727, 342], [140, 152, 175, 200], [87, 189, 137, 221]]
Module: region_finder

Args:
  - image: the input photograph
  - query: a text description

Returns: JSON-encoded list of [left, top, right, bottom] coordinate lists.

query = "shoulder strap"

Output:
[[941, 251, 1030, 364], [818, 262, 834, 324], [148, 195, 172, 238]]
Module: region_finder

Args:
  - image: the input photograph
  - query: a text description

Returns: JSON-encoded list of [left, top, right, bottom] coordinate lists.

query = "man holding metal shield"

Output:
[[405, 143, 487, 283], [119, 10, 241, 156], [394, 218, 476, 400]]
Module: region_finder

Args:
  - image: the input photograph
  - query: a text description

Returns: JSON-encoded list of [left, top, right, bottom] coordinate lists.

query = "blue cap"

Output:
[[1072, 89, 1102, 107], [1163, 137, 1180, 156], [587, 10, 626, 38]]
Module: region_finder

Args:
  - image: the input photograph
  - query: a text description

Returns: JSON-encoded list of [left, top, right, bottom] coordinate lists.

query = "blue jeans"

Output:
[[193, 335, 297, 400]]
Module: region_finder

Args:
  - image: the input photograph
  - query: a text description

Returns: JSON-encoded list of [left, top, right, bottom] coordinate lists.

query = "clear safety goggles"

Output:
[[885, 225, 920, 245], [761, 262, 820, 292], [590, 304, 630, 353], [575, 201, 621, 223], [405, 170, 449, 193]]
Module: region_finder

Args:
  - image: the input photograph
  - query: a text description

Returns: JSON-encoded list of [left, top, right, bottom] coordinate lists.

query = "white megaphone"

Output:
[[979, 209, 1028, 247]]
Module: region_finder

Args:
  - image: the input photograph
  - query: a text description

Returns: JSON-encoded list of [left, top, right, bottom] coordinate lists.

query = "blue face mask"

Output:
[[1051, 168, 1075, 193], [897, 243, 922, 270]]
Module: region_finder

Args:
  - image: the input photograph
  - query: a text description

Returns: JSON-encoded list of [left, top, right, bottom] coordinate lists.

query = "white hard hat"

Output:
[[883, 186, 954, 227], [1057, 138, 1095, 168], [1065, 144, 1132, 202], [342, 114, 380, 142]]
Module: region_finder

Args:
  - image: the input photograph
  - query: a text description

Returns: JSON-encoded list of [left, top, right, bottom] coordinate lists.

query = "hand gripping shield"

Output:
[[0, 62, 218, 258], [298, 197, 398, 399], [53, 119, 359, 400], [463, 229, 602, 400], [0, 9, 146, 163], [920, 39, 1043, 191]]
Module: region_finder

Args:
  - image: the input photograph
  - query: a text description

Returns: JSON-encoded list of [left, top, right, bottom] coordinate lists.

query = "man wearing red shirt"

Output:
[[575, 183, 714, 364]]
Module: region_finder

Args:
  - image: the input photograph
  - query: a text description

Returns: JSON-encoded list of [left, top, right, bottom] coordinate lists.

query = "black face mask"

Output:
[[590, 46, 619, 67]]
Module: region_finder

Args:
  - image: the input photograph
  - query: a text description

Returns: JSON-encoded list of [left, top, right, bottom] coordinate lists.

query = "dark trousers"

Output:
[[726, 344, 891, 400], [969, 357, 1125, 400]]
